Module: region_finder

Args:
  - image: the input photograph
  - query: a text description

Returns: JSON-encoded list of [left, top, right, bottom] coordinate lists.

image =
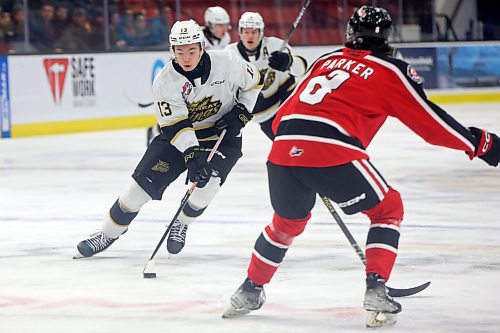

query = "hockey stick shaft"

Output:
[[145, 129, 227, 262], [279, 0, 313, 51], [320, 195, 430, 297], [321, 195, 366, 264], [262, 0, 313, 85]]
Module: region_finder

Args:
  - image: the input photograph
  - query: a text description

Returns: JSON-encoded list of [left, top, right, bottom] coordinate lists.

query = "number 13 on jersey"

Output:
[[157, 101, 172, 117]]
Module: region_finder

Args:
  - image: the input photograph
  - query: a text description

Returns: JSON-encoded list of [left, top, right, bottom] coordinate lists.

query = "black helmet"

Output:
[[346, 6, 393, 42]]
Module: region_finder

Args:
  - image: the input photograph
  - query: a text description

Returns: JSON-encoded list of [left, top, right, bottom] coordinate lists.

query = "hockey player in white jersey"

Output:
[[203, 6, 231, 51], [146, 6, 232, 146], [75, 20, 262, 258], [225, 12, 307, 139]]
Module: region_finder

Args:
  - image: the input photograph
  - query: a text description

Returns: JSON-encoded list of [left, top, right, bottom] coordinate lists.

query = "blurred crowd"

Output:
[[0, 0, 173, 54]]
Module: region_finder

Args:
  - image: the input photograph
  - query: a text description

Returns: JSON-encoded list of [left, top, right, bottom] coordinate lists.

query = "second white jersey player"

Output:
[[226, 12, 307, 139], [203, 6, 231, 51]]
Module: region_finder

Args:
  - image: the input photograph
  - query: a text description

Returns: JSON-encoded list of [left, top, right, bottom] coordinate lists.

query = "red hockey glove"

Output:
[[469, 127, 500, 167]]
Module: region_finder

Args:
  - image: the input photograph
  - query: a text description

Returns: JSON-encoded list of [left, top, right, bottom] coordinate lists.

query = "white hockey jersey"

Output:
[[152, 50, 262, 153], [203, 27, 231, 51], [225, 36, 307, 123]]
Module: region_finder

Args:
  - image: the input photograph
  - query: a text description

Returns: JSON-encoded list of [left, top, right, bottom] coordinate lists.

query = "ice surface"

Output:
[[1, 103, 499, 332]]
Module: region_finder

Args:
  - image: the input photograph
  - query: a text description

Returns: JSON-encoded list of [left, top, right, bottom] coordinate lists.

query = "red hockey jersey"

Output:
[[268, 48, 477, 167]]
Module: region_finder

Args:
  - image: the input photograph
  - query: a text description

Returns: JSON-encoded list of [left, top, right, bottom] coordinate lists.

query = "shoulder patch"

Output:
[[182, 81, 192, 96], [406, 65, 423, 84]]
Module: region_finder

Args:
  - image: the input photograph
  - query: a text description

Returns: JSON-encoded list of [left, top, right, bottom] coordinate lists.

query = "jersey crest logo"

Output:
[[289, 145, 304, 157], [407, 65, 423, 84], [182, 81, 192, 96], [186, 96, 222, 122], [260, 68, 276, 90], [43, 58, 69, 104], [151, 160, 170, 173]]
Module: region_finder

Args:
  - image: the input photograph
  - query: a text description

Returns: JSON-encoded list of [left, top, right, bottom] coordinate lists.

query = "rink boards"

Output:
[[1, 42, 500, 139]]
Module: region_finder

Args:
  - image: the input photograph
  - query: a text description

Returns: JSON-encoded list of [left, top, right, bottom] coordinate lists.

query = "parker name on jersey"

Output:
[[152, 50, 262, 153]]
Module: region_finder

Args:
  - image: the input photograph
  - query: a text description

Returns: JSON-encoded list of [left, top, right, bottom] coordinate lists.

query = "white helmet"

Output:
[[238, 12, 265, 32], [169, 19, 204, 47], [204, 6, 230, 27]]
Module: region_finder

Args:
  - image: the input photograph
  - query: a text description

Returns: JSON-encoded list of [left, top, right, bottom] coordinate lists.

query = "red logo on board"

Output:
[[43, 59, 69, 104]]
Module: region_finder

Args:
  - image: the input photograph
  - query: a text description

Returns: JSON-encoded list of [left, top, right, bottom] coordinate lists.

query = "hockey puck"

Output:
[[143, 272, 157, 279]]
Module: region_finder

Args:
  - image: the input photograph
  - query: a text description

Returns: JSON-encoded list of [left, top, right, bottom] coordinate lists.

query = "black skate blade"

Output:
[[387, 281, 431, 298], [222, 305, 251, 319]]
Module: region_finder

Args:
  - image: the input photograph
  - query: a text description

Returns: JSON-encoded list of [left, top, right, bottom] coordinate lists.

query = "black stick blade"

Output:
[[387, 281, 431, 297]]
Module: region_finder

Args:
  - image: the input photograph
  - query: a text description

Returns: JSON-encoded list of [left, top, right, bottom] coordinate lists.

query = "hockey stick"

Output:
[[279, 0, 313, 50], [320, 195, 431, 297], [142, 129, 227, 278], [262, 0, 312, 84], [124, 92, 154, 108]]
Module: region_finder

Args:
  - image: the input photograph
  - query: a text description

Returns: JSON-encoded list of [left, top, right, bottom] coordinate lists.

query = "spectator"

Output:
[[0, 10, 13, 54], [109, 12, 127, 49], [54, 7, 93, 52], [53, 3, 70, 36], [30, 3, 57, 52], [128, 13, 151, 46], [115, 8, 136, 48], [148, 7, 169, 49], [8, 4, 30, 53], [127, 13, 164, 47], [92, 8, 106, 50]]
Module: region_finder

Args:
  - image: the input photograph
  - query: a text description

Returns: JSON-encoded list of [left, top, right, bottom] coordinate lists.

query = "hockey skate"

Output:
[[222, 278, 266, 319], [166, 220, 188, 254], [364, 273, 402, 328], [74, 232, 118, 259]]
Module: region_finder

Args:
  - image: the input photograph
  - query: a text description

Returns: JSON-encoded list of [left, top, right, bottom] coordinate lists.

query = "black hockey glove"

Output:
[[183, 146, 213, 188], [469, 127, 500, 167], [268, 51, 293, 72], [215, 103, 253, 137]]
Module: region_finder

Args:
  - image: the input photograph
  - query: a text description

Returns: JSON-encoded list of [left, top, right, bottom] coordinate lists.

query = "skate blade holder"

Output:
[[222, 305, 251, 319], [366, 310, 397, 328]]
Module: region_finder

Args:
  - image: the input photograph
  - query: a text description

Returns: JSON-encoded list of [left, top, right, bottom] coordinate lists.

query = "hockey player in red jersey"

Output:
[[223, 6, 500, 327]]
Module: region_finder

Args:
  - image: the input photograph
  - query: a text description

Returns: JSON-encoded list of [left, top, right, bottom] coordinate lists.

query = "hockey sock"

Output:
[[363, 188, 403, 281], [178, 176, 221, 225], [102, 199, 138, 238], [248, 212, 310, 285], [178, 201, 206, 225], [101, 181, 151, 238]]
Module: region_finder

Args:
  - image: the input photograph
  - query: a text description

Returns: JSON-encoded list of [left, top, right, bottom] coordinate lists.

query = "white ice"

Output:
[[1, 103, 500, 333]]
